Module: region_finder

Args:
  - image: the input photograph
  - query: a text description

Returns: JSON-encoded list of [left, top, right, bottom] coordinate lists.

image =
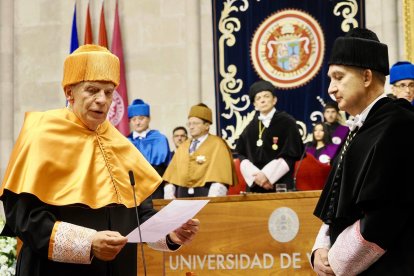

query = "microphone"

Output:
[[128, 170, 147, 276], [293, 143, 308, 191]]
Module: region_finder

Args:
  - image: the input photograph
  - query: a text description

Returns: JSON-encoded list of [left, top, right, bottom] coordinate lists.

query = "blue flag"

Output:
[[70, 4, 79, 53]]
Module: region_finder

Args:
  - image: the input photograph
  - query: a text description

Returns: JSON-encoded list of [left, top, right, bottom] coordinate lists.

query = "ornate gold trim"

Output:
[[333, 0, 359, 32], [218, 0, 254, 149], [403, 0, 414, 61]]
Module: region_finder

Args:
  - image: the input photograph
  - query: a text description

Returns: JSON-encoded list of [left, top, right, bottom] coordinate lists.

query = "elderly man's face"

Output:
[[187, 117, 209, 139], [253, 91, 277, 115], [327, 65, 366, 116], [65, 81, 115, 131], [130, 116, 150, 133], [392, 79, 414, 102]]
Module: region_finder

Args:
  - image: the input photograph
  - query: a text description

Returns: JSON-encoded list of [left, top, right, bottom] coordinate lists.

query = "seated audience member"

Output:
[[163, 103, 237, 198], [235, 80, 303, 192], [306, 122, 337, 164], [127, 99, 171, 199], [323, 101, 349, 156], [171, 126, 188, 156], [389, 61, 414, 103]]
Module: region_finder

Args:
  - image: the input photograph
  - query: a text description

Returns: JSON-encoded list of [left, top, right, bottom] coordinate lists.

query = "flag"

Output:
[[98, 2, 108, 47], [108, 0, 130, 135], [70, 3, 79, 53], [84, 2, 93, 44]]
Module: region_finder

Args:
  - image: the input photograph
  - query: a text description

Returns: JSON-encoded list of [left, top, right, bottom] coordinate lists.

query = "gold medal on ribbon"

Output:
[[256, 139, 263, 147], [272, 137, 279, 151]]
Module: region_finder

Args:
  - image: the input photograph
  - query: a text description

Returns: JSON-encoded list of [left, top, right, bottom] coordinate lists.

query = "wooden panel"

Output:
[[139, 191, 322, 275]]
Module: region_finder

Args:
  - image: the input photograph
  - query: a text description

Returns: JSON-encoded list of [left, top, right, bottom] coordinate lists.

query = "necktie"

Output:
[[189, 139, 199, 154]]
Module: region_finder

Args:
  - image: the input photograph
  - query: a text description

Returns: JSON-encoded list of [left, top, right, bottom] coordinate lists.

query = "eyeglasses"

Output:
[[394, 83, 414, 90], [173, 134, 187, 138]]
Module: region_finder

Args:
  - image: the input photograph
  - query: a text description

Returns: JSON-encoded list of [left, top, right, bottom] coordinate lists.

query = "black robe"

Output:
[[235, 110, 304, 191], [314, 98, 414, 275], [1, 190, 157, 276]]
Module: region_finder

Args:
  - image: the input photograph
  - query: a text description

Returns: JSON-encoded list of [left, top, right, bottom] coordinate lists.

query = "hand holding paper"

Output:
[[169, 218, 200, 245], [127, 199, 209, 243]]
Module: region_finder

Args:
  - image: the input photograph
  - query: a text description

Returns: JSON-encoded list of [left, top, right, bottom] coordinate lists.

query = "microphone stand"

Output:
[[129, 170, 147, 276]]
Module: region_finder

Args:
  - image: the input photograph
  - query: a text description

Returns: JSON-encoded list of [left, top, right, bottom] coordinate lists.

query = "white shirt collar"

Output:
[[258, 108, 276, 128], [346, 94, 386, 131], [191, 133, 209, 149], [132, 128, 151, 139]]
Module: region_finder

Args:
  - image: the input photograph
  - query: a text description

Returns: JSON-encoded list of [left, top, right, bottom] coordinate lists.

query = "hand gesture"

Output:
[[91, 231, 128, 261], [313, 248, 335, 275], [253, 172, 273, 190], [168, 219, 200, 245]]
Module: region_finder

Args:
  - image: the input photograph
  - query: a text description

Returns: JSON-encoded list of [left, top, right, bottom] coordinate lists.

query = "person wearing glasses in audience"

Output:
[[163, 103, 237, 198], [389, 61, 414, 103], [171, 126, 188, 156]]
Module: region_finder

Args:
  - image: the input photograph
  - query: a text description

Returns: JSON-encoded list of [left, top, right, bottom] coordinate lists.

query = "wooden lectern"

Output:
[[139, 191, 322, 275]]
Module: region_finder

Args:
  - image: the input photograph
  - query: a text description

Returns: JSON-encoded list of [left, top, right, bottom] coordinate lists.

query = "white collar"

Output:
[[191, 133, 209, 145], [346, 94, 386, 131], [258, 108, 276, 128], [132, 128, 151, 139], [258, 107, 276, 121]]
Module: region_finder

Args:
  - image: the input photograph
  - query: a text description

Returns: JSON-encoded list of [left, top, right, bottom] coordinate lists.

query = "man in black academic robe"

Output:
[[235, 80, 304, 192], [312, 28, 414, 275]]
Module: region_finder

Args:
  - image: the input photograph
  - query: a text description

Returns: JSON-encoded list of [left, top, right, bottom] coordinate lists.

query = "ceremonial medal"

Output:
[[272, 137, 279, 151], [256, 139, 263, 147]]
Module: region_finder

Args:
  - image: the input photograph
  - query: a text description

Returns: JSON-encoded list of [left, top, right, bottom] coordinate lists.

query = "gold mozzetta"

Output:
[[163, 135, 237, 188], [0, 108, 161, 209]]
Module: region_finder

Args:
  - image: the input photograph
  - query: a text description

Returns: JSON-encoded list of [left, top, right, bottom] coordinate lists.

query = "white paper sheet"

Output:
[[126, 199, 209, 243]]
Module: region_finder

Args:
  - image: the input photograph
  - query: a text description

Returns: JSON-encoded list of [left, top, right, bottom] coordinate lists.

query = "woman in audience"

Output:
[[306, 122, 337, 164]]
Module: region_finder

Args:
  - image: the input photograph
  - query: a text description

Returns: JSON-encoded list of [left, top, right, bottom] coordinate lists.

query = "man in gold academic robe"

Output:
[[163, 103, 238, 198], [0, 45, 199, 276]]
